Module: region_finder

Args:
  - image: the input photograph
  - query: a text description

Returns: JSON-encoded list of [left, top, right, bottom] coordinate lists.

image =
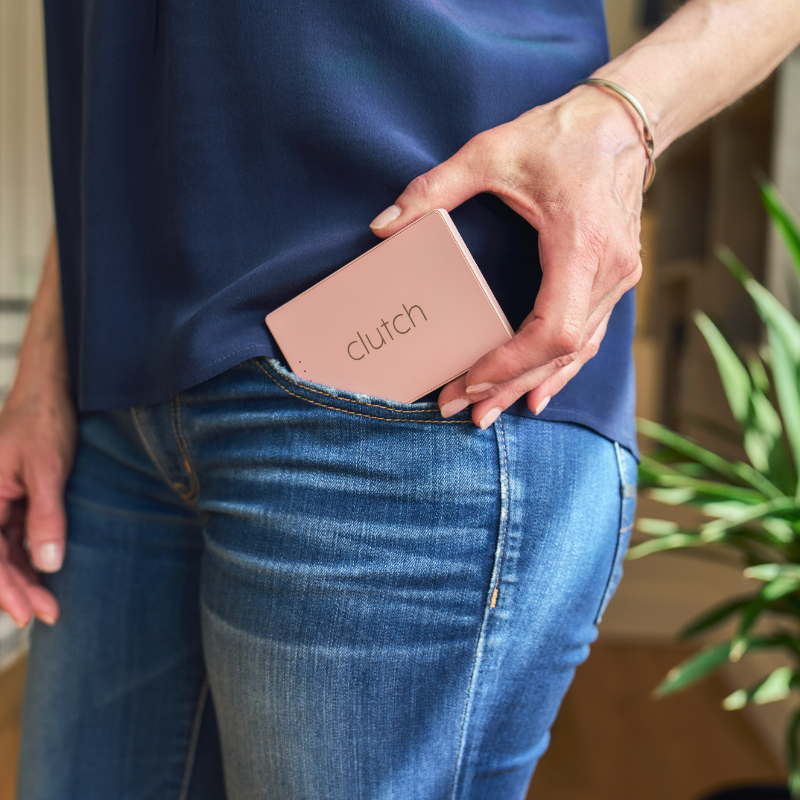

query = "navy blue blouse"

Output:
[[43, 0, 637, 455]]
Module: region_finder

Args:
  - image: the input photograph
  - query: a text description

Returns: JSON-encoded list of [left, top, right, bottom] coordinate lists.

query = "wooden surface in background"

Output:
[[528, 641, 784, 800], [0, 656, 25, 800], [0, 644, 785, 800]]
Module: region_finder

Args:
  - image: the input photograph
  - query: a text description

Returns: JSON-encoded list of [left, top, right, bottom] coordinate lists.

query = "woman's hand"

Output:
[[0, 385, 76, 628], [0, 232, 75, 628], [370, 0, 800, 429], [370, 85, 646, 428]]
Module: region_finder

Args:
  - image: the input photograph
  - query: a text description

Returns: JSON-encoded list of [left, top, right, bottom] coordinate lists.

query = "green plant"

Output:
[[634, 180, 800, 795]]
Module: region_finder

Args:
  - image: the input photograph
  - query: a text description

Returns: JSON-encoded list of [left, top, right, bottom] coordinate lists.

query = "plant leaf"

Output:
[[655, 641, 733, 696], [719, 245, 800, 362], [637, 418, 783, 499], [745, 564, 800, 582], [754, 666, 795, 704], [626, 533, 705, 560], [647, 487, 697, 505], [693, 310, 751, 425], [759, 179, 800, 282], [678, 596, 754, 641], [723, 666, 795, 709], [636, 518, 679, 536], [701, 497, 797, 541], [694, 309, 787, 478], [717, 246, 800, 492], [763, 575, 800, 601], [768, 328, 800, 500], [729, 599, 767, 661], [762, 517, 795, 544]]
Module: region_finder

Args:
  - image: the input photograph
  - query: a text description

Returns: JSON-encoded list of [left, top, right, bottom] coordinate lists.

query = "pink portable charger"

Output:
[[265, 209, 514, 403]]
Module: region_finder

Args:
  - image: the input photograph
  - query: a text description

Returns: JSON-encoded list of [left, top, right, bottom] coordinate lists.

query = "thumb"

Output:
[[23, 460, 67, 573], [369, 139, 486, 237]]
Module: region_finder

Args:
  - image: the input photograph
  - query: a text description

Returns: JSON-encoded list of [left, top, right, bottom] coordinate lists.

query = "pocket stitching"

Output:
[[132, 406, 190, 495], [169, 395, 200, 504], [258, 357, 440, 414], [257, 359, 471, 424], [488, 415, 509, 609]]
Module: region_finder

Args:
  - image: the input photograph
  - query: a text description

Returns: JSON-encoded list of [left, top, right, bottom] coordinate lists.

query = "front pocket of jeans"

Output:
[[255, 357, 467, 423]]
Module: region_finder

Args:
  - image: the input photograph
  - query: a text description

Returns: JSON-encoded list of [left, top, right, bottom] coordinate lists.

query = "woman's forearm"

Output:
[[9, 232, 71, 404], [594, 0, 800, 155]]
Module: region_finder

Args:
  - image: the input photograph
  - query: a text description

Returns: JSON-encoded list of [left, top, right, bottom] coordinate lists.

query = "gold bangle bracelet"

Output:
[[572, 77, 657, 192]]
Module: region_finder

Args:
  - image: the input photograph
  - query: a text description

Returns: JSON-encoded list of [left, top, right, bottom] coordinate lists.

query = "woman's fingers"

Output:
[[439, 311, 611, 426], [523, 311, 612, 415], [369, 134, 492, 236], [0, 558, 34, 628], [22, 453, 68, 574], [21, 575, 59, 625]]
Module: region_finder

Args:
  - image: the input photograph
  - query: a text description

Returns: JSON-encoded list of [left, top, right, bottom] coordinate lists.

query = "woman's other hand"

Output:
[[0, 232, 76, 627], [0, 386, 76, 627]]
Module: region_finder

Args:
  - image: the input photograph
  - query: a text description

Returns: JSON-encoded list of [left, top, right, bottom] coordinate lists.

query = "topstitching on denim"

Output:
[[131, 405, 200, 508], [489, 415, 510, 610], [448, 413, 510, 800], [593, 442, 637, 624], [169, 395, 200, 505], [256, 357, 472, 424]]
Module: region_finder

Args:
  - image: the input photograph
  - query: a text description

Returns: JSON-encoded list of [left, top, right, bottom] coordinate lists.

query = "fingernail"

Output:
[[36, 542, 63, 573], [479, 407, 502, 430], [466, 382, 495, 395], [370, 205, 402, 229], [39, 613, 57, 626], [440, 398, 470, 418], [535, 396, 551, 416]]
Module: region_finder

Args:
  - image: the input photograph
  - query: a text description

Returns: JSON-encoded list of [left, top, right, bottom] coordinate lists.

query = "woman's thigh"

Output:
[[17, 409, 226, 800], [174, 357, 636, 800]]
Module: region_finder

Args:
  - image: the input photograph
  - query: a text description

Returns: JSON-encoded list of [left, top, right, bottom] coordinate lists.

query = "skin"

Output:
[[2, 0, 800, 626], [0, 234, 74, 627], [370, 0, 800, 429]]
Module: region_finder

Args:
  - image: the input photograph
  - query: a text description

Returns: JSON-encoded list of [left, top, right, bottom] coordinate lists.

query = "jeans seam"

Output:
[[593, 442, 633, 624], [170, 395, 200, 505], [177, 678, 209, 800], [489, 416, 509, 609], [131, 407, 190, 495], [448, 418, 508, 799], [259, 357, 438, 413], [256, 358, 471, 424]]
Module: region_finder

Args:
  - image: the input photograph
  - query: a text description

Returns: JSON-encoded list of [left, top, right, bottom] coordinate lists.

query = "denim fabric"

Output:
[[18, 356, 636, 800]]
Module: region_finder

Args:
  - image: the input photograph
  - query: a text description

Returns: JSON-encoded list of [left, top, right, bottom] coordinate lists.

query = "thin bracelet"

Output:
[[572, 78, 657, 192]]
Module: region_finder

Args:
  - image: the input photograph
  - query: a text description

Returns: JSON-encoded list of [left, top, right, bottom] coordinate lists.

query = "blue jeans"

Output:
[[18, 356, 636, 800]]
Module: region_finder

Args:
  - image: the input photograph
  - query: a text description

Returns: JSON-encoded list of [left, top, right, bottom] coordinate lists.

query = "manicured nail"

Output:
[[466, 382, 495, 395], [479, 407, 502, 430], [440, 398, 470, 418], [370, 205, 402, 229], [36, 542, 63, 573], [535, 396, 551, 416], [39, 612, 57, 626]]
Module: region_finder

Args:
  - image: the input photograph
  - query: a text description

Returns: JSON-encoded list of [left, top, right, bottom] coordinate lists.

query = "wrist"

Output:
[[9, 343, 71, 410], [561, 83, 650, 165]]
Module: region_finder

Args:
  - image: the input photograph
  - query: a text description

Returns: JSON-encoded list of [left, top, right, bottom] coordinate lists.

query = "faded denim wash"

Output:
[[18, 356, 636, 800]]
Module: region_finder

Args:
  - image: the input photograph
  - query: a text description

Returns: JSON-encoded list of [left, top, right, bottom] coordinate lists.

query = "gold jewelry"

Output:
[[572, 77, 656, 192]]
